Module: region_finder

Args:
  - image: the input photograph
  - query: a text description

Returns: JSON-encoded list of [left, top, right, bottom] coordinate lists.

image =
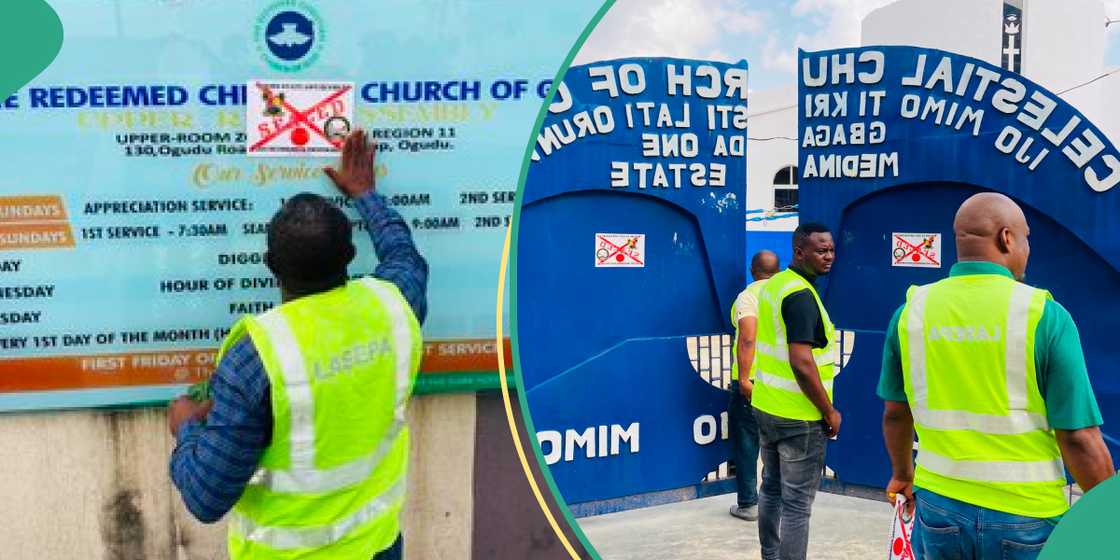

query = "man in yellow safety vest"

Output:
[[728, 250, 779, 522], [168, 130, 427, 560], [752, 223, 840, 560], [879, 192, 1115, 557]]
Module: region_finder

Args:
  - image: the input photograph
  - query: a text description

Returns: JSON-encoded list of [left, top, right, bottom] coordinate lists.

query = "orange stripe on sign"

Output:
[[0, 195, 69, 223], [0, 339, 511, 392], [0, 223, 75, 250], [421, 338, 512, 373], [0, 349, 216, 392]]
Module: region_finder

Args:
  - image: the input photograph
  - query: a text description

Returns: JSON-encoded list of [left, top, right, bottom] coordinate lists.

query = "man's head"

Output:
[[750, 250, 780, 281], [265, 193, 355, 299], [953, 192, 1031, 280], [792, 222, 835, 276]]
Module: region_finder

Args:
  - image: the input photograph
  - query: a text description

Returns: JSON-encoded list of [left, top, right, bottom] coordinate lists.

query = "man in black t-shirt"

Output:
[[752, 223, 839, 560]]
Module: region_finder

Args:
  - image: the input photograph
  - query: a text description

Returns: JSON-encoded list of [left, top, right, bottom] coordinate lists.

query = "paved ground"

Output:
[[579, 491, 893, 559]]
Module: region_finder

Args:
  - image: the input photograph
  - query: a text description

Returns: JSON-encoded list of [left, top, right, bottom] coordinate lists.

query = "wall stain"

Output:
[[100, 411, 152, 559], [101, 488, 147, 560]]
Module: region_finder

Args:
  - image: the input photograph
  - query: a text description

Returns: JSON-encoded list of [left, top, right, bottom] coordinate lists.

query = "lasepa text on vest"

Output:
[[928, 325, 1001, 342], [312, 338, 392, 381]]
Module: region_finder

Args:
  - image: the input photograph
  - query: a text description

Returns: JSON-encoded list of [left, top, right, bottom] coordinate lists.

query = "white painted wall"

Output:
[[862, 0, 1110, 137], [746, 86, 798, 233], [0, 393, 476, 560]]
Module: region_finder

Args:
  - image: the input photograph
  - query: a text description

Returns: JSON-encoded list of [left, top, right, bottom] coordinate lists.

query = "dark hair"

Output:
[[793, 222, 831, 249], [265, 193, 355, 295]]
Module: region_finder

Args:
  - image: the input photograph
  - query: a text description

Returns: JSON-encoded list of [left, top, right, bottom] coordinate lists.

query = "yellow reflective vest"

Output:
[[219, 278, 422, 559], [751, 268, 837, 421], [899, 273, 1067, 518]]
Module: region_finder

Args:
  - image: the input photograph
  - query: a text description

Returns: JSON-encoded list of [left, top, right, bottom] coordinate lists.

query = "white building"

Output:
[[746, 0, 1120, 261]]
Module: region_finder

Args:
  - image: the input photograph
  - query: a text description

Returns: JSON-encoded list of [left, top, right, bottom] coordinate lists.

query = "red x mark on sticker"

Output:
[[249, 82, 353, 152], [597, 235, 644, 265], [893, 234, 940, 266]]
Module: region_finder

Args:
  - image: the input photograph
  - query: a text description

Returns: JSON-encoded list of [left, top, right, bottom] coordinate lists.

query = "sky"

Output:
[[576, 0, 1120, 92]]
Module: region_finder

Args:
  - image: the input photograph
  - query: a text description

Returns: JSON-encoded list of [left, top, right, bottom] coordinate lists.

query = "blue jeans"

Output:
[[754, 408, 828, 560], [913, 490, 1059, 560], [728, 386, 760, 507], [373, 534, 403, 559]]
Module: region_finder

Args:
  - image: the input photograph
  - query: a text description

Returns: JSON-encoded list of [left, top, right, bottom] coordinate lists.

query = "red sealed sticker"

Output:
[[596, 233, 645, 268], [246, 80, 354, 157], [891, 232, 941, 268]]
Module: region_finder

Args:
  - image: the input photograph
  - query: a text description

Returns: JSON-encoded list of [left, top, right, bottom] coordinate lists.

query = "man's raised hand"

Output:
[[324, 129, 376, 198]]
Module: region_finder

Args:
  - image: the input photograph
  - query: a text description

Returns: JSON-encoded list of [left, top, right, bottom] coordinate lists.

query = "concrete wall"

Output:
[[0, 393, 478, 560]]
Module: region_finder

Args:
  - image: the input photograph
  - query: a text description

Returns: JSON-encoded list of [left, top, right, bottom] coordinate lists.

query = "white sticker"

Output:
[[595, 233, 645, 267], [246, 80, 354, 157], [891, 233, 942, 268]]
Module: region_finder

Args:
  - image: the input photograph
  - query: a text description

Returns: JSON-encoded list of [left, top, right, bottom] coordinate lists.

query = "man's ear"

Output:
[[996, 227, 1012, 254]]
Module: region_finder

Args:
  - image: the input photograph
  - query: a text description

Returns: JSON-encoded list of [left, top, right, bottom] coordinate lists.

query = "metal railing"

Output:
[[686, 331, 858, 484]]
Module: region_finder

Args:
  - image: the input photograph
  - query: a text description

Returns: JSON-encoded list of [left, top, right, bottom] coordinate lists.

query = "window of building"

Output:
[[773, 165, 798, 211]]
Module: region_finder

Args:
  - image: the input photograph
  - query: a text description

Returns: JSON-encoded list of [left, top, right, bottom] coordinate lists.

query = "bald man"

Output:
[[878, 193, 1114, 558], [727, 250, 780, 521]]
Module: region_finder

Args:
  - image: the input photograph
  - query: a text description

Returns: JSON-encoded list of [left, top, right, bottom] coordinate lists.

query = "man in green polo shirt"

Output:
[[878, 192, 1115, 558]]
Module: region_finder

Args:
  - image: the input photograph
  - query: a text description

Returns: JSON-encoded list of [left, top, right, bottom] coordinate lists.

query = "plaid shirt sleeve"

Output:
[[355, 190, 429, 324], [170, 336, 271, 523]]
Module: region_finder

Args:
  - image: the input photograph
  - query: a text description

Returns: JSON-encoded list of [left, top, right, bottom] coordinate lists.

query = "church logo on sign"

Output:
[[255, 1, 325, 73]]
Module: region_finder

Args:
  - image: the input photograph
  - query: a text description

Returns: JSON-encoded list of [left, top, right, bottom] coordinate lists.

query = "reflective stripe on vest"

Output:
[[231, 478, 406, 550], [908, 405, 1047, 435], [359, 277, 414, 424], [916, 448, 1064, 484], [756, 341, 836, 367], [255, 310, 317, 471], [246, 421, 404, 494], [754, 369, 834, 393]]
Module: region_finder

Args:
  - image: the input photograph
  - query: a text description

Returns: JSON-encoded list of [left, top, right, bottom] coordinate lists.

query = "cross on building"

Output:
[[1003, 33, 1020, 71]]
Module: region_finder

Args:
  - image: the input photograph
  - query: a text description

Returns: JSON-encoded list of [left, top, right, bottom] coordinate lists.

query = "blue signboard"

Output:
[[797, 46, 1120, 487], [517, 57, 748, 504], [0, 1, 601, 411]]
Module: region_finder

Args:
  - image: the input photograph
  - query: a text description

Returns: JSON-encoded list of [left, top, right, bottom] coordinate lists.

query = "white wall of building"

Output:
[[862, 0, 1005, 67], [746, 86, 799, 234], [862, 0, 1112, 138]]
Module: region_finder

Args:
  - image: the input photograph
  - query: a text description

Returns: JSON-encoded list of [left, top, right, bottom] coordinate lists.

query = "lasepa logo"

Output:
[[928, 325, 1001, 342], [255, 1, 325, 73]]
